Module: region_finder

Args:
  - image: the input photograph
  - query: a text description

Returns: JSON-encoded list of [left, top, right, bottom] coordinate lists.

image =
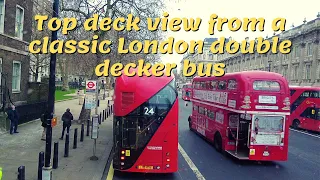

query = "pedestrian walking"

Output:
[[7, 105, 19, 134], [59, 108, 73, 140], [40, 110, 49, 141]]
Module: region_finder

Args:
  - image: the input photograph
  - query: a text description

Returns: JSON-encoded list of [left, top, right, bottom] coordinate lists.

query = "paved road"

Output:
[[103, 96, 320, 180]]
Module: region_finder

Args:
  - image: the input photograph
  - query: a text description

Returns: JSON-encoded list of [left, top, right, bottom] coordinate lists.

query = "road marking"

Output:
[[178, 143, 206, 180], [290, 128, 320, 139], [106, 160, 114, 180]]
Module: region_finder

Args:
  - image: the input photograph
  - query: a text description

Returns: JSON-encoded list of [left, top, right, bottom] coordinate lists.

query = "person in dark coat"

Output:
[[40, 110, 49, 141], [7, 105, 19, 134], [59, 108, 73, 140]]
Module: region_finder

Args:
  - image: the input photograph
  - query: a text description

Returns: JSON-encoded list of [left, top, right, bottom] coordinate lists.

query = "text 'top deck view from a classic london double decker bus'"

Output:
[[0, 0, 319, 180]]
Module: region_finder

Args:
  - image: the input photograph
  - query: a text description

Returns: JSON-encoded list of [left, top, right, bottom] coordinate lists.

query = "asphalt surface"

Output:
[[103, 95, 320, 180]]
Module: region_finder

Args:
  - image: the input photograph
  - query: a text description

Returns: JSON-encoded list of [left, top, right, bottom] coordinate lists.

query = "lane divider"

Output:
[[290, 128, 320, 139], [178, 143, 206, 180]]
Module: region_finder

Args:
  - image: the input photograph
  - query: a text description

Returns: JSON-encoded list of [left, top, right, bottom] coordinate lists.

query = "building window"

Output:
[[292, 65, 298, 80], [294, 46, 299, 57], [307, 43, 313, 56], [305, 64, 311, 79], [0, 0, 5, 33], [12, 61, 21, 91], [15, 5, 24, 39], [282, 66, 288, 79]]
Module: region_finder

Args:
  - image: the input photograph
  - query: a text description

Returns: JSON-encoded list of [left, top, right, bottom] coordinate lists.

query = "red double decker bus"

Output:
[[112, 69, 179, 173], [188, 71, 290, 161], [182, 83, 192, 101], [289, 86, 320, 132]]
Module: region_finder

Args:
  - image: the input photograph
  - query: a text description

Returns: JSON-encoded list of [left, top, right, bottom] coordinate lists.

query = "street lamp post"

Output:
[[43, 0, 59, 179], [268, 60, 272, 72]]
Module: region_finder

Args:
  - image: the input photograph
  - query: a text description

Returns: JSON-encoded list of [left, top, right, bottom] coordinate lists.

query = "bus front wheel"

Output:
[[292, 119, 300, 129], [214, 133, 222, 152]]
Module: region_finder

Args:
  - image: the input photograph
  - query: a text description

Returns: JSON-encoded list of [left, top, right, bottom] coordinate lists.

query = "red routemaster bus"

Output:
[[188, 71, 290, 161], [289, 86, 320, 132], [112, 69, 179, 173], [182, 83, 192, 101]]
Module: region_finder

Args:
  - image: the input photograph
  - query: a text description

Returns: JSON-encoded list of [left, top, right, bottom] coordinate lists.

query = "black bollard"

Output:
[[80, 123, 84, 142], [53, 142, 59, 169], [17, 166, 25, 180], [111, 105, 113, 112], [102, 110, 105, 122], [73, 128, 78, 149], [109, 106, 111, 115], [98, 99, 100, 107], [99, 113, 101, 124], [108, 100, 110, 105], [64, 133, 69, 157], [86, 119, 90, 136], [104, 108, 107, 119], [37, 152, 44, 180]]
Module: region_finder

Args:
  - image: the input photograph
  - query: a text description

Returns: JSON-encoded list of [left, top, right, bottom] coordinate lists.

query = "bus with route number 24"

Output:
[[112, 68, 179, 173], [289, 86, 320, 132], [188, 71, 290, 161]]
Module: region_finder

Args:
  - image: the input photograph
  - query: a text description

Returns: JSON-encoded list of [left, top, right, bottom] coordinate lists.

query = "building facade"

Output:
[[180, 38, 221, 83], [217, 15, 320, 86], [0, 0, 33, 107]]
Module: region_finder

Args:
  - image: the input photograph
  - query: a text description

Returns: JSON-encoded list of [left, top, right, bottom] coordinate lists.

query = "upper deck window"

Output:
[[253, 81, 280, 91], [218, 81, 227, 90], [227, 80, 237, 90], [211, 80, 218, 90]]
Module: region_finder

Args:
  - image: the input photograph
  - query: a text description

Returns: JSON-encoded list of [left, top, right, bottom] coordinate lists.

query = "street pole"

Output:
[[268, 63, 271, 72], [43, 0, 59, 179], [102, 80, 105, 100]]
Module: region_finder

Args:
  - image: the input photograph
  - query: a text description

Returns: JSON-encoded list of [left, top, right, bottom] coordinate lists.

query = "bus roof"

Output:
[[193, 71, 286, 81]]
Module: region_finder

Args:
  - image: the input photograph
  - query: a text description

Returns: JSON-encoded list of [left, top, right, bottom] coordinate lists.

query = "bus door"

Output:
[[227, 113, 251, 158]]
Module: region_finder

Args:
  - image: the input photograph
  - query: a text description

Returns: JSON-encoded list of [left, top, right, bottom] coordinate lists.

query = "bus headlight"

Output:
[[166, 164, 170, 168]]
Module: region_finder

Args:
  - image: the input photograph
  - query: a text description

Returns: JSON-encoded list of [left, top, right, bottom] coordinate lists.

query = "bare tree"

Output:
[[30, 0, 52, 82], [60, 0, 166, 83]]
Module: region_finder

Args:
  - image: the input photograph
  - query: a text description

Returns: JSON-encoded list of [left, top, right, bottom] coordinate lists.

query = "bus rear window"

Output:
[[253, 81, 280, 91]]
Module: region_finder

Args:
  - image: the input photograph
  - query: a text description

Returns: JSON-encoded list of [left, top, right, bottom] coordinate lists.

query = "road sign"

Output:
[[86, 80, 97, 93], [91, 115, 99, 139]]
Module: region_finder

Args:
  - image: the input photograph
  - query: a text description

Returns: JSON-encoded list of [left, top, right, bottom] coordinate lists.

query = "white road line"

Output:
[[178, 143, 206, 180], [290, 128, 320, 139]]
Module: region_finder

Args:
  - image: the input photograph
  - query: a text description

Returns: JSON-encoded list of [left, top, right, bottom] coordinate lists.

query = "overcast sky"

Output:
[[160, 0, 320, 71]]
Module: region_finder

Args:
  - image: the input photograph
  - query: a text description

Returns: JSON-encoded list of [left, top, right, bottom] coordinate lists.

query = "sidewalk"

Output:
[[0, 95, 114, 180]]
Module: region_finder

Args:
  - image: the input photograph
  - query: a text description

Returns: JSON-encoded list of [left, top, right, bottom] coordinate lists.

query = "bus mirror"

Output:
[[311, 109, 315, 115]]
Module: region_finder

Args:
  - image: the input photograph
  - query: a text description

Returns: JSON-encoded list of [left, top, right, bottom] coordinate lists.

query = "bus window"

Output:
[[290, 90, 296, 96], [193, 105, 198, 111], [218, 81, 227, 90], [211, 81, 218, 90], [227, 79, 237, 90], [253, 80, 280, 91], [252, 115, 284, 134], [317, 108, 320, 120], [300, 107, 315, 119], [310, 91, 320, 98]]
